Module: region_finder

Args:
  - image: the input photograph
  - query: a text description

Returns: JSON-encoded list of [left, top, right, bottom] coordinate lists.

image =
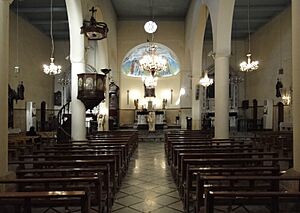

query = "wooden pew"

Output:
[[0, 175, 103, 213], [52, 141, 133, 158], [171, 147, 265, 177], [177, 152, 280, 188], [15, 166, 111, 209], [195, 175, 300, 213], [166, 138, 238, 159], [205, 191, 300, 213], [184, 165, 280, 212], [0, 191, 89, 213], [41, 145, 130, 172], [9, 159, 116, 199], [168, 141, 252, 165]]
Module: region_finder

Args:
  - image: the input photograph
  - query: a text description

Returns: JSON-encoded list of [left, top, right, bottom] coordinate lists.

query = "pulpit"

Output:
[[77, 73, 106, 110]]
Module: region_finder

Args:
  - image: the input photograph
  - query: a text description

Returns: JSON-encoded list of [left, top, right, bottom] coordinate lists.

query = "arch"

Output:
[[204, 0, 235, 55], [188, 3, 210, 130], [121, 42, 180, 78]]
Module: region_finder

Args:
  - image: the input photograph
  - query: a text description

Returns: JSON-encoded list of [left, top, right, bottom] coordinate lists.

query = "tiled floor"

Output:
[[112, 141, 183, 213]]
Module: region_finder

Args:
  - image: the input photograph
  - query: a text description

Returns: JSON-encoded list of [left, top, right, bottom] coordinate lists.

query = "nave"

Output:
[[3, 129, 300, 213], [112, 140, 183, 213]]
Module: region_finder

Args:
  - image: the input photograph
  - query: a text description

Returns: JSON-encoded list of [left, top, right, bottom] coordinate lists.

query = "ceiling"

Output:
[[10, 0, 291, 41]]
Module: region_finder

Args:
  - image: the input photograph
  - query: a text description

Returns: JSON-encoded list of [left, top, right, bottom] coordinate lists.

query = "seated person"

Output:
[[26, 126, 38, 136], [26, 126, 41, 144]]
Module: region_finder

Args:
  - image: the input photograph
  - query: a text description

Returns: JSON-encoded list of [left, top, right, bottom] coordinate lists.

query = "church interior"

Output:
[[1, 0, 300, 212]]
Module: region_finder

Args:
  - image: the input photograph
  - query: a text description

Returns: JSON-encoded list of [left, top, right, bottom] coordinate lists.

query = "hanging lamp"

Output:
[[240, 0, 259, 72], [43, 0, 62, 75], [199, 46, 213, 87]]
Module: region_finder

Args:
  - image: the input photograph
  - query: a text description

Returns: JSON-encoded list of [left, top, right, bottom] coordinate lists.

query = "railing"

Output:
[[57, 101, 71, 141]]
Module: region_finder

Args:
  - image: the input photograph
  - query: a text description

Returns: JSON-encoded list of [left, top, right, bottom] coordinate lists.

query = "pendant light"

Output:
[[240, 0, 259, 72], [43, 0, 62, 75], [199, 46, 213, 87]]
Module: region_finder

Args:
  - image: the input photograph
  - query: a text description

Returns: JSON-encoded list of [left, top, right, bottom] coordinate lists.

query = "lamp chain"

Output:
[[50, 0, 54, 58], [247, 0, 251, 53], [16, 0, 19, 67], [150, 0, 154, 42]]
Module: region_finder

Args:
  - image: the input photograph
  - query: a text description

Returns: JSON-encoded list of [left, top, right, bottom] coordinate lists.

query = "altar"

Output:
[[135, 110, 165, 129]]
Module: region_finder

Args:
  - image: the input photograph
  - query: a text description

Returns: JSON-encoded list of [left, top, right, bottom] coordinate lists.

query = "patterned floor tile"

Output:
[[112, 207, 142, 213], [112, 140, 184, 213], [112, 202, 125, 211], [152, 207, 183, 213], [115, 195, 144, 206], [133, 190, 161, 199], [167, 201, 184, 212], [154, 195, 180, 206], [120, 185, 144, 194], [130, 200, 162, 212]]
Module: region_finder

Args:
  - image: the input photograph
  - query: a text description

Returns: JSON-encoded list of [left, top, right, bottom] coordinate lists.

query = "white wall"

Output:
[[9, 11, 54, 130], [243, 7, 292, 124]]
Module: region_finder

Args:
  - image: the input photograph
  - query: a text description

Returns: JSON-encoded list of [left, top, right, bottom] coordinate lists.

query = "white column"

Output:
[[192, 77, 201, 129], [214, 55, 230, 139], [65, 0, 86, 140], [292, 0, 300, 172], [97, 40, 109, 131], [0, 0, 12, 177]]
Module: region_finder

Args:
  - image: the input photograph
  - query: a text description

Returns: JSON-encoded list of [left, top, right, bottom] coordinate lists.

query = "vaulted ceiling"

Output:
[[10, 0, 291, 41]]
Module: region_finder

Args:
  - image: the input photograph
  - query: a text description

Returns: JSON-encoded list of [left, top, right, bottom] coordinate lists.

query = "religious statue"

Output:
[[17, 81, 25, 100], [97, 114, 105, 131], [8, 82, 25, 128], [162, 99, 167, 109], [276, 78, 283, 97], [147, 111, 156, 132], [134, 99, 139, 109]]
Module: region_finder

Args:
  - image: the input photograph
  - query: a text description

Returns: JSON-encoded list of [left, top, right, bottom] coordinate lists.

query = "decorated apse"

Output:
[[121, 42, 180, 78]]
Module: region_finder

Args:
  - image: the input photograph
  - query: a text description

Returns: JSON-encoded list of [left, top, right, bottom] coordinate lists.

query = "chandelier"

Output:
[[200, 47, 213, 87], [240, 0, 259, 72], [139, 44, 167, 74], [43, 0, 61, 75], [199, 71, 213, 87]]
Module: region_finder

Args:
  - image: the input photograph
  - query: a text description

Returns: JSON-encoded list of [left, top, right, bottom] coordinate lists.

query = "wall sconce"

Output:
[[282, 88, 292, 105]]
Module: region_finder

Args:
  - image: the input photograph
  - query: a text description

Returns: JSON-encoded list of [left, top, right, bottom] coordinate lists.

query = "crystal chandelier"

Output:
[[199, 71, 213, 87], [43, 0, 61, 75], [139, 44, 167, 74], [240, 0, 259, 72]]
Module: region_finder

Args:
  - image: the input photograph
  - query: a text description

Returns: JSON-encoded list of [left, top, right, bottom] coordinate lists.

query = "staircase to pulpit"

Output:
[[57, 101, 71, 142]]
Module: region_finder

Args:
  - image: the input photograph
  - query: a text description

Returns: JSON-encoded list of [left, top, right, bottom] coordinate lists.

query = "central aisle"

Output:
[[112, 141, 184, 213]]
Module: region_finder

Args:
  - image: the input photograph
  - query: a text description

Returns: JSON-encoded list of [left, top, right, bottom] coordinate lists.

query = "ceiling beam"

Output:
[[233, 18, 269, 23], [16, 7, 66, 13], [234, 5, 287, 12], [31, 20, 69, 25]]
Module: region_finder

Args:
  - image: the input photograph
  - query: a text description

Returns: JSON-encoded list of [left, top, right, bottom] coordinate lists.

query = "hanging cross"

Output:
[[89, 7, 97, 17]]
